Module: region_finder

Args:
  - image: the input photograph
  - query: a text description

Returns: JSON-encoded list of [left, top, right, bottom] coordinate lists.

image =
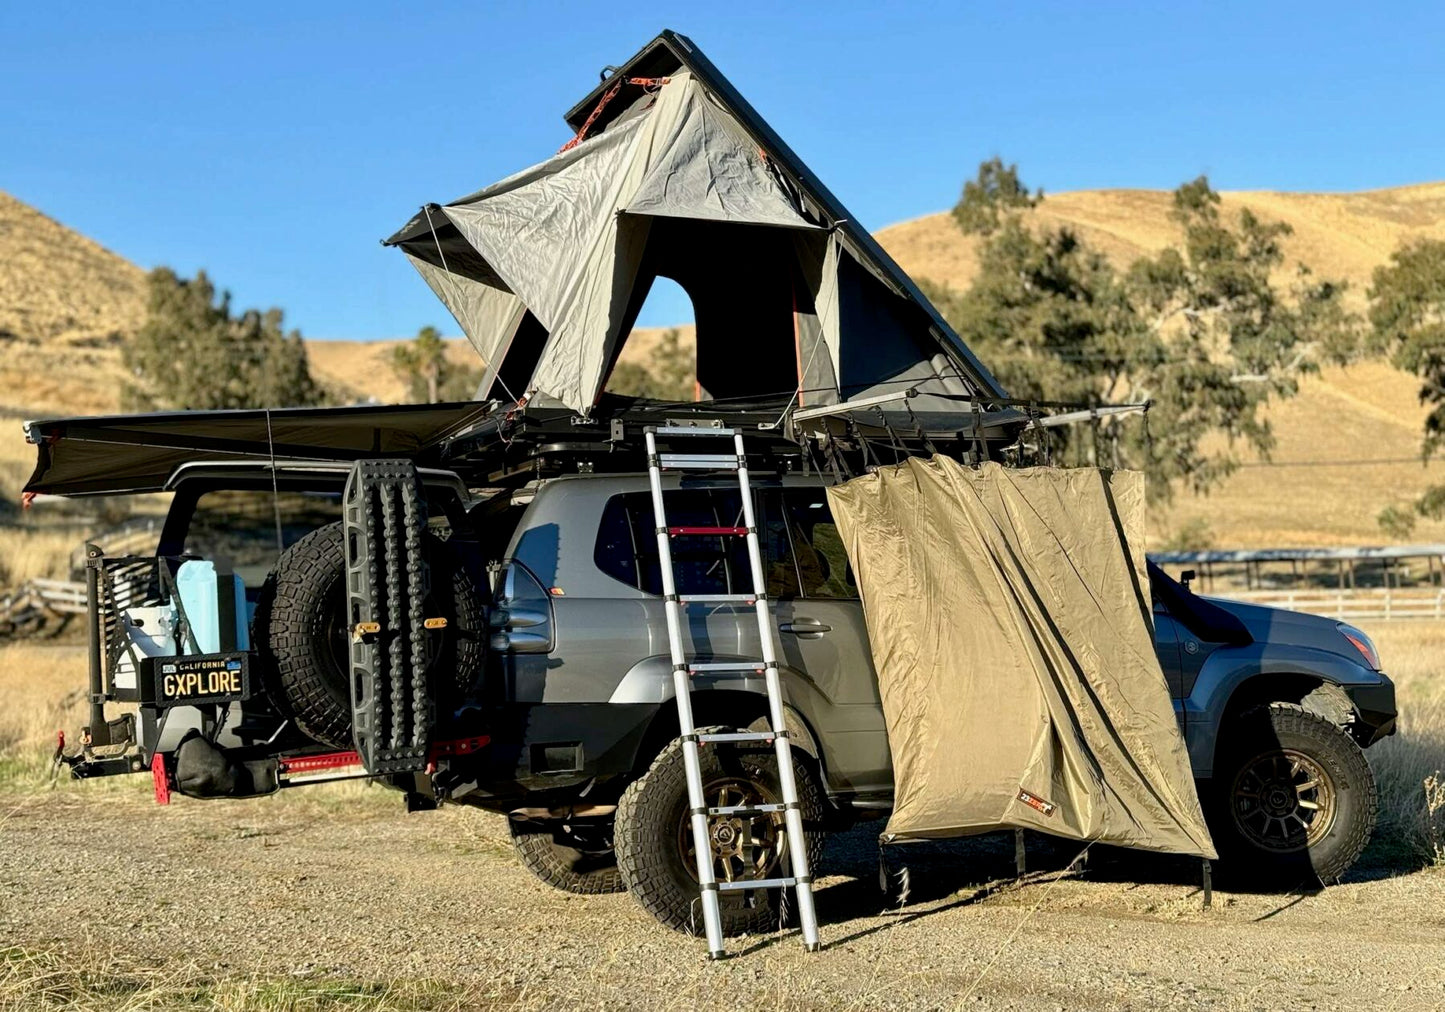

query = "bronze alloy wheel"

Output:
[[1229, 748, 1338, 853], [616, 730, 825, 936], [677, 776, 785, 886]]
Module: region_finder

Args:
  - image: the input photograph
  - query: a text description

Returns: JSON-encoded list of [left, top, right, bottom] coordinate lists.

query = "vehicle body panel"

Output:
[[489, 471, 1396, 807]]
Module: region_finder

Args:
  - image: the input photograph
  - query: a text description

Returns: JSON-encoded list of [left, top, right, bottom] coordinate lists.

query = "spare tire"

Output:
[[255, 521, 485, 748]]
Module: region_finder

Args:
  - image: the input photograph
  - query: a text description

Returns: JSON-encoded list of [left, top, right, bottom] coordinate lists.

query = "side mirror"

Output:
[[1180, 569, 1196, 592]]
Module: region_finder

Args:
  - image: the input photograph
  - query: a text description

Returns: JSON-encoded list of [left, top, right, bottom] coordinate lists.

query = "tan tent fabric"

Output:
[[387, 32, 1010, 413], [434, 72, 819, 410], [827, 458, 1215, 858], [404, 254, 526, 400]]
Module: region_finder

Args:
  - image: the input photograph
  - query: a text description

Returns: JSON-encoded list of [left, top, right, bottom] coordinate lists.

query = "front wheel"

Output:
[[1209, 702, 1377, 884], [509, 817, 626, 895], [614, 729, 825, 937]]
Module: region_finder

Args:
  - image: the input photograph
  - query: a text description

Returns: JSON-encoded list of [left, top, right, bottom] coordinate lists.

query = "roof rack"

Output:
[[432, 393, 1029, 487]]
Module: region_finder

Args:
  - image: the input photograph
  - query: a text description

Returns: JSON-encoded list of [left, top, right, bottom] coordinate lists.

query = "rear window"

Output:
[[594, 490, 750, 595]]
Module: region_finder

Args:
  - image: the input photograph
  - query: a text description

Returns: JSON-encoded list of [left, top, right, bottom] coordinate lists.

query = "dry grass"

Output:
[[303, 338, 481, 405], [1149, 361, 1445, 548], [0, 528, 83, 585], [0, 946, 532, 1012], [0, 191, 145, 349], [1356, 621, 1445, 865], [0, 644, 89, 788]]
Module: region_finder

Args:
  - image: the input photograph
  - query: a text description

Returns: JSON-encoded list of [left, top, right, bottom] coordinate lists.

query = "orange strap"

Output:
[[559, 76, 672, 153]]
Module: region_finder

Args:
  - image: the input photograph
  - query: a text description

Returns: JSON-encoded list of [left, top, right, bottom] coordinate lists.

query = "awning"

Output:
[[22, 402, 491, 497]]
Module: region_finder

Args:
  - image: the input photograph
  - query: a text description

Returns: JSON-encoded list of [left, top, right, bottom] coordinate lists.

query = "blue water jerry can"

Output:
[[175, 559, 250, 654]]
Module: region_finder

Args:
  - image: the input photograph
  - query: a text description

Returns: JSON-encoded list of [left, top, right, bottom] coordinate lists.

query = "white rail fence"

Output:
[[0, 578, 87, 636], [1217, 587, 1445, 622]]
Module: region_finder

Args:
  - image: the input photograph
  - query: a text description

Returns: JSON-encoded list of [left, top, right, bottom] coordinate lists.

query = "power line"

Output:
[[1235, 455, 1434, 469]]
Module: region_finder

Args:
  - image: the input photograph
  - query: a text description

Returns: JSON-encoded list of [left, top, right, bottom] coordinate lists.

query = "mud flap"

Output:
[[343, 459, 435, 774]]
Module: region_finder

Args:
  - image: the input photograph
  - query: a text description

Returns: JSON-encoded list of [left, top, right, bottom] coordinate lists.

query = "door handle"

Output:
[[780, 620, 831, 635]]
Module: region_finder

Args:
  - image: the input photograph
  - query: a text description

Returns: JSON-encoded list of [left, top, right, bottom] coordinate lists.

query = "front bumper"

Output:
[[1345, 680, 1397, 746]]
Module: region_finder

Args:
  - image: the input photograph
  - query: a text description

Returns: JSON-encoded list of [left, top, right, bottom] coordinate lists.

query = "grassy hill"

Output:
[[0, 192, 147, 415], [4, 184, 1445, 547], [876, 183, 1445, 311], [871, 185, 1445, 547]]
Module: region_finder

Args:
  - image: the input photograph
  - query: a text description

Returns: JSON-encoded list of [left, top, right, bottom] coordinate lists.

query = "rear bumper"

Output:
[[455, 702, 660, 811], [1344, 681, 1397, 746]]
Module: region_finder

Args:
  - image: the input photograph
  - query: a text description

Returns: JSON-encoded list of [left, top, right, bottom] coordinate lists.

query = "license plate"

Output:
[[149, 653, 250, 707]]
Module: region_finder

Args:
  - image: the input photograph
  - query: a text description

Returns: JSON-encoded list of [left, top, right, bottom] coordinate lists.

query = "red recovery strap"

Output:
[[275, 735, 493, 777], [559, 77, 672, 153], [151, 753, 171, 805]]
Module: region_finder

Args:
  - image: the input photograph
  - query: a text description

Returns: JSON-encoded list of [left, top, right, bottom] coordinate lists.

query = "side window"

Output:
[[594, 495, 639, 589], [760, 494, 800, 599], [593, 490, 749, 595], [183, 490, 342, 588], [780, 488, 856, 600]]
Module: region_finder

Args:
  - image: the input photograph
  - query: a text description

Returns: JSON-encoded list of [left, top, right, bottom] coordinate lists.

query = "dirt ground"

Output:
[[1, 782, 1442, 1011], [3, 623, 1443, 1011]]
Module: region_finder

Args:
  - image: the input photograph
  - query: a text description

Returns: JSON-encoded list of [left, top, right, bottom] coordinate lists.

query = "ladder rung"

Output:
[[670, 525, 749, 536], [698, 731, 775, 743], [688, 662, 767, 674], [718, 877, 797, 892], [654, 425, 737, 437], [658, 453, 740, 470], [709, 803, 786, 816], [678, 593, 756, 604]]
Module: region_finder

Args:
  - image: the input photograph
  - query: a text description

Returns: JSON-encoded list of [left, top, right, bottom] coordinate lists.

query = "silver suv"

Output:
[[61, 455, 1397, 940], [478, 470, 1395, 932]]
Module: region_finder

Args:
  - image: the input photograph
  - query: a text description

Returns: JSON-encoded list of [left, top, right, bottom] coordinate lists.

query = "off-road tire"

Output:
[[509, 818, 626, 895], [255, 521, 484, 748], [1210, 702, 1377, 885], [614, 728, 825, 937]]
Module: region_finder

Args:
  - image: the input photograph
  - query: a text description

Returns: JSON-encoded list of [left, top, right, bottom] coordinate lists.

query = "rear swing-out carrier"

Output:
[[60, 458, 490, 805]]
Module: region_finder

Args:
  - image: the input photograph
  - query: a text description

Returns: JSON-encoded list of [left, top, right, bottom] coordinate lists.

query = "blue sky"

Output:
[[3, 2, 1442, 340]]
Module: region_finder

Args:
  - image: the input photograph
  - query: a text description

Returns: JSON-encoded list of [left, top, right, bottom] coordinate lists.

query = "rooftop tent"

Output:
[[385, 30, 1008, 415]]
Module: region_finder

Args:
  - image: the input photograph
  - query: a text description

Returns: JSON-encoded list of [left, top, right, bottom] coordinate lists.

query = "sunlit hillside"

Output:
[[872, 185, 1445, 548], [877, 183, 1445, 311], [6, 183, 1445, 547]]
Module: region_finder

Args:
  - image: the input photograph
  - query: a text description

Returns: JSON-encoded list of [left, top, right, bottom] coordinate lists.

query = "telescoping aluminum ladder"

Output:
[[644, 425, 820, 959]]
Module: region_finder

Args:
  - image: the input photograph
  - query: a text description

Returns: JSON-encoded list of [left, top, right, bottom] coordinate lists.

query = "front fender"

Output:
[[1184, 643, 1387, 778]]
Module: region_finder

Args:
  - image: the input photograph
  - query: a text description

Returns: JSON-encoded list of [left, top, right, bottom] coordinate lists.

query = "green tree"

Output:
[[123, 268, 320, 410], [1370, 238, 1445, 529], [938, 164, 1362, 500], [606, 328, 695, 401], [391, 325, 481, 403], [952, 157, 1039, 236]]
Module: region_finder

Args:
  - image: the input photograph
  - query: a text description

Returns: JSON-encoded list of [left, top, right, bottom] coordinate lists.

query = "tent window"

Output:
[[632, 276, 695, 331], [634, 218, 802, 402]]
